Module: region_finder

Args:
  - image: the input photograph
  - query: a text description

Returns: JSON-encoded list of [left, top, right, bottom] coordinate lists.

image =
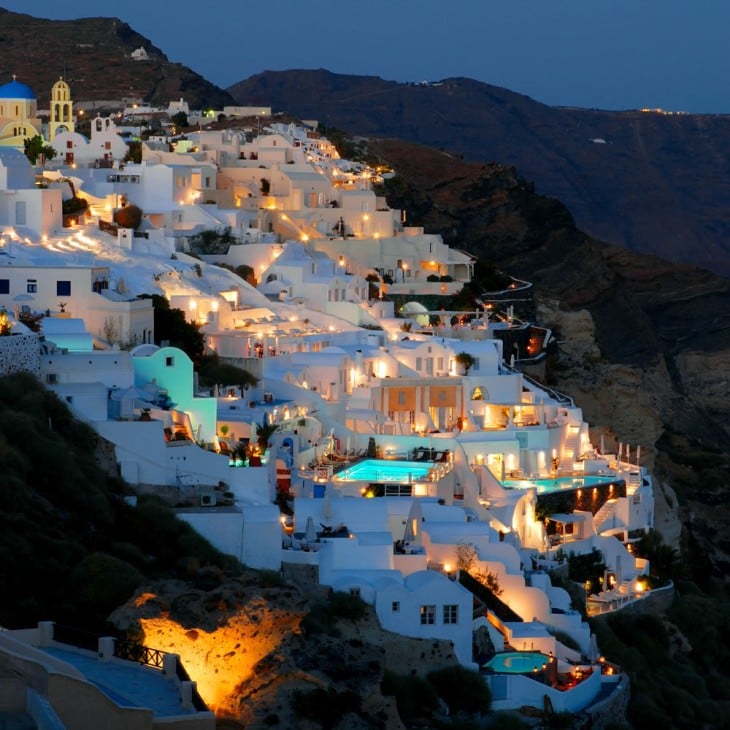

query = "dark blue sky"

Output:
[[3, 0, 729, 113]]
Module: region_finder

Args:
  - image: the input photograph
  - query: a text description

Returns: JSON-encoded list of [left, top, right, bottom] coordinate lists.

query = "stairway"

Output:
[[558, 425, 581, 472], [593, 498, 618, 534], [461, 506, 480, 523]]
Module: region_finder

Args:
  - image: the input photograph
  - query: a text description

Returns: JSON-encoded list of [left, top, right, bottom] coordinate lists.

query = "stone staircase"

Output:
[[461, 506, 480, 523], [593, 498, 618, 534], [559, 425, 581, 472]]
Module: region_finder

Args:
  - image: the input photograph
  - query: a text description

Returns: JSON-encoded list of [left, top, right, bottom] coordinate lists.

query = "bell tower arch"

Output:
[[49, 76, 74, 141]]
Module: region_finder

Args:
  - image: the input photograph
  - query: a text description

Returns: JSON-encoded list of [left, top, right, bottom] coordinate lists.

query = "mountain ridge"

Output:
[[229, 69, 730, 276], [0, 8, 234, 108]]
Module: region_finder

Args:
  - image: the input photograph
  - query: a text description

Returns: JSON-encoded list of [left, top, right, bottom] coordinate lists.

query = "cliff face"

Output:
[[0, 9, 234, 108], [229, 70, 730, 276], [366, 138, 730, 579], [110, 571, 457, 728]]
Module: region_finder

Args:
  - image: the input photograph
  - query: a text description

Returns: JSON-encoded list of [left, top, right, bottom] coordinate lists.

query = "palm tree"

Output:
[[255, 421, 279, 449], [454, 352, 476, 375]]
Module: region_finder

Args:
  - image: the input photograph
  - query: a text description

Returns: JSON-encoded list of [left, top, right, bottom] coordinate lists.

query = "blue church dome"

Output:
[[0, 79, 36, 100]]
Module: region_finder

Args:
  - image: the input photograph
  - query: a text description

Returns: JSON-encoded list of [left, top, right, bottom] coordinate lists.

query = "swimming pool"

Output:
[[503, 475, 615, 494], [333, 459, 432, 483], [485, 651, 548, 673]]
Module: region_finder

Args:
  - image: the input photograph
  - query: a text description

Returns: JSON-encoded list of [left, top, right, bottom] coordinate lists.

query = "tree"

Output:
[[114, 204, 143, 230], [171, 111, 189, 129], [23, 135, 56, 165], [455, 351, 476, 375], [138, 294, 204, 360]]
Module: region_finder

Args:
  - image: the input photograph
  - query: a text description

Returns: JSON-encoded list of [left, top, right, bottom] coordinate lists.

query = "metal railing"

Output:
[[113, 639, 165, 669]]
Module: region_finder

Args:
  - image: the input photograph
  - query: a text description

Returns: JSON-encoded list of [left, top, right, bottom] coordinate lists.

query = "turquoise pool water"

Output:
[[485, 651, 548, 673], [503, 475, 615, 494], [334, 459, 431, 483]]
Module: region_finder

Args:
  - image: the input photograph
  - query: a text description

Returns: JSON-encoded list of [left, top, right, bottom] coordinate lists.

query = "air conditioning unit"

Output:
[[200, 494, 216, 507]]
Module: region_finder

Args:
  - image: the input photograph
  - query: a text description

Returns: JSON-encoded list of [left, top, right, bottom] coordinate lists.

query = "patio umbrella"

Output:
[[304, 515, 317, 543], [600, 434, 605, 455], [323, 488, 332, 520], [636, 445, 641, 465]]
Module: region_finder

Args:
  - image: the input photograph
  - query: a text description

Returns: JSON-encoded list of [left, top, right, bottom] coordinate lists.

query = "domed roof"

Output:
[[0, 78, 35, 100], [52, 77, 70, 91]]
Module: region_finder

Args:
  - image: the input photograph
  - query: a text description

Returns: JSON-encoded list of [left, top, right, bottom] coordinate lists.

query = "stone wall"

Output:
[[0, 334, 40, 377], [582, 673, 631, 730]]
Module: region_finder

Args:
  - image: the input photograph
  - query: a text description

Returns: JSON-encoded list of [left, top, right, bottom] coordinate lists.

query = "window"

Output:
[[391, 601, 400, 613], [165, 356, 174, 367], [66, 140, 73, 149], [415, 357, 422, 371], [46, 373, 58, 384], [420, 604, 435, 625], [56, 280, 71, 296], [437, 357, 444, 371], [443, 604, 458, 624], [0, 279, 8, 294], [398, 391, 406, 405], [26, 279, 37, 293]]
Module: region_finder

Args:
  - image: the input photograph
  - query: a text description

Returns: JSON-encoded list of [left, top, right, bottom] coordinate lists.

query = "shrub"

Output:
[[71, 552, 145, 611], [291, 687, 361, 729], [381, 671, 439, 721], [426, 665, 491, 715], [114, 204, 143, 229], [328, 590, 367, 620]]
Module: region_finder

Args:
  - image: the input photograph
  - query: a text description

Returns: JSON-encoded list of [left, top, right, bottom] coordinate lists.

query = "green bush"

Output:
[[71, 552, 145, 611], [291, 687, 361, 729], [328, 590, 368, 620], [381, 671, 439, 721], [426, 665, 491, 715]]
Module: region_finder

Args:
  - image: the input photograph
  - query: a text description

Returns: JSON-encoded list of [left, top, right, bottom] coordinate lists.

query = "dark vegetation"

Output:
[[301, 590, 368, 637], [381, 665, 491, 727], [113, 203, 143, 230], [195, 353, 258, 390], [0, 372, 237, 631], [188, 227, 236, 256], [138, 294, 205, 359], [591, 588, 730, 729]]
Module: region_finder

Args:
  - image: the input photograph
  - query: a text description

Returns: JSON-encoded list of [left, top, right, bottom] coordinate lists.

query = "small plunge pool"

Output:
[[484, 651, 549, 674]]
